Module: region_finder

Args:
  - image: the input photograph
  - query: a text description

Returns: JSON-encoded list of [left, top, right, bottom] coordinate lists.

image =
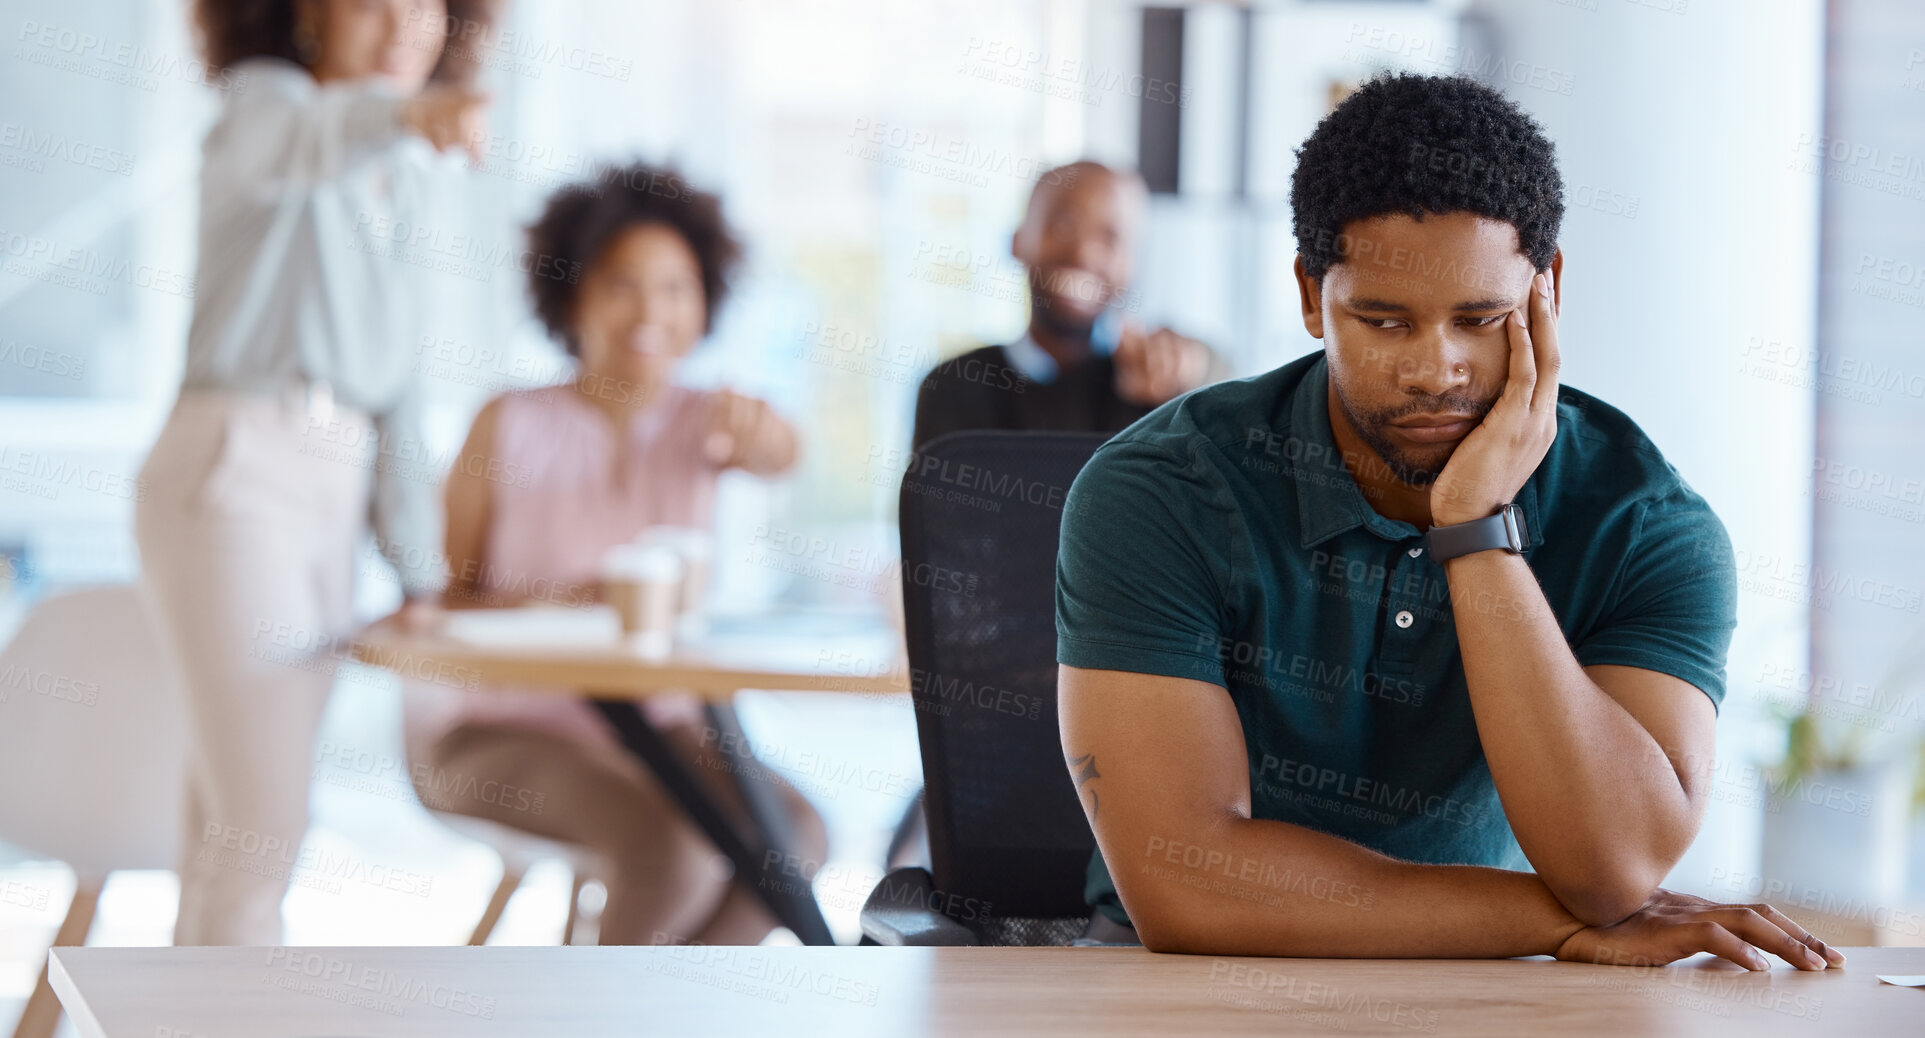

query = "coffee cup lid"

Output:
[[603, 544, 684, 582]]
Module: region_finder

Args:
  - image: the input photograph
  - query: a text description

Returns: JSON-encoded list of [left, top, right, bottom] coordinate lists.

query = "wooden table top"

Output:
[[349, 607, 911, 699], [49, 944, 1921, 1037]]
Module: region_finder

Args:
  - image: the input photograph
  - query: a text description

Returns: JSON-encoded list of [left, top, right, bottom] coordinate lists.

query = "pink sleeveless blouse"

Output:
[[409, 382, 721, 751]]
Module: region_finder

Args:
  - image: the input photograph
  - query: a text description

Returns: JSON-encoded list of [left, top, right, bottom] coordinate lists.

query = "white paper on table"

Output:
[[1877, 975, 1925, 986], [437, 606, 622, 646]]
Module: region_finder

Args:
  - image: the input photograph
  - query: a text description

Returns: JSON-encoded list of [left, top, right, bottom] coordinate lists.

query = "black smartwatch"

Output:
[[1425, 503, 1529, 562]]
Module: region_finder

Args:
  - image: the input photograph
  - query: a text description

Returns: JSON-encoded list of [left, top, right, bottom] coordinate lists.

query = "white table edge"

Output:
[[47, 948, 109, 1038]]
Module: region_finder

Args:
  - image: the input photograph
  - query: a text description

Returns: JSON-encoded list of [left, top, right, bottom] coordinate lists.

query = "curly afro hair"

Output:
[[525, 162, 742, 355], [1290, 73, 1563, 280], [192, 0, 503, 86]]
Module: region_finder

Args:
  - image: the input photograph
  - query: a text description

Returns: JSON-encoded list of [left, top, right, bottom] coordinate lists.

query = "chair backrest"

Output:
[[898, 431, 1110, 937], [0, 585, 188, 875]]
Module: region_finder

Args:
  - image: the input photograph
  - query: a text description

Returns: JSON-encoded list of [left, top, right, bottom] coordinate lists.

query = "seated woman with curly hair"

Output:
[[402, 162, 822, 946]]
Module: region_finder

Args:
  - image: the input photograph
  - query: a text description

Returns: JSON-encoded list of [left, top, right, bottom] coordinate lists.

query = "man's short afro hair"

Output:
[[1290, 73, 1563, 280], [525, 161, 741, 355]]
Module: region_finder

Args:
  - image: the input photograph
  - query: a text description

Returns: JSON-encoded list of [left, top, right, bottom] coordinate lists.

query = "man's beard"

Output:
[[1332, 382, 1496, 488], [1028, 267, 1103, 340]]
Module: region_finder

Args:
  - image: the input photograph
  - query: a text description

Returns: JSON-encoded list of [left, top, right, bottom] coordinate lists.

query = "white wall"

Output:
[[1809, 0, 1925, 895]]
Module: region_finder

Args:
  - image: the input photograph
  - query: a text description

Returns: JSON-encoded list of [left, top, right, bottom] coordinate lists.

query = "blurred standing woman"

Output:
[[138, 0, 496, 945]]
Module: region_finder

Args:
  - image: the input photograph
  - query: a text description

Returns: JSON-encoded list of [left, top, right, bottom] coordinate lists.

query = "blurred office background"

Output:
[[3, 0, 1923, 1024]]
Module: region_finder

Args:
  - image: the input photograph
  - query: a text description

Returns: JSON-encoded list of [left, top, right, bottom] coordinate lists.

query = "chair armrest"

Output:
[[858, 867, 980, 946]]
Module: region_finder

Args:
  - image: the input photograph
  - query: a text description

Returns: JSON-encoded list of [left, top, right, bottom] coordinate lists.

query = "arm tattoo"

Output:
[[1067, 752, 1101, 818]]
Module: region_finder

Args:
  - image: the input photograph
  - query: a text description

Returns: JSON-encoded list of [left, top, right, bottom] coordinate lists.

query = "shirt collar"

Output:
[[1002, 329, 1120, 387], [1002, 333, 1058, 385], [1286, 356, 1543, 552]]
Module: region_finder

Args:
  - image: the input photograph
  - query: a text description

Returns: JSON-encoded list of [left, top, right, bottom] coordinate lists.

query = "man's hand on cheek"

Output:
[[1428, 271, 1561, 526]]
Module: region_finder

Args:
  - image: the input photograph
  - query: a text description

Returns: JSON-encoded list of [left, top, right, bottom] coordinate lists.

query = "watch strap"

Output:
[[1425, 504, 1527, 562]]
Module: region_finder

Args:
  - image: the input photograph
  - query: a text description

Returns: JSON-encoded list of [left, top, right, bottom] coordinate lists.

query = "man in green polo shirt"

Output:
[[1056, 73, 1844, 971]]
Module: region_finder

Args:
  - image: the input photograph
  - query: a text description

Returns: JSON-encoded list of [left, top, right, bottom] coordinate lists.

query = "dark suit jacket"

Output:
[[910, 344, 1159, 450]]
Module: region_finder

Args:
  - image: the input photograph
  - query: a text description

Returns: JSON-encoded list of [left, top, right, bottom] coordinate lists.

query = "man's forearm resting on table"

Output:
[[1443, 550, 1710, 926], [1061, 655, 1836, 969], [1115, 811, 1585, 958], [1059, 665, 1589, 959]]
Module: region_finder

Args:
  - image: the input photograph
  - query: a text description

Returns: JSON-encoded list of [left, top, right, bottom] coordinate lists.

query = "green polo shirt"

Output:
[[1057, 351, 1736, 927]]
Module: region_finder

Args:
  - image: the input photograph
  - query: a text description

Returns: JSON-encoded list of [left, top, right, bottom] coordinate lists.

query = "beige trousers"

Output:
[[136, 388, 373, 945], [414, 715, 827, 946]]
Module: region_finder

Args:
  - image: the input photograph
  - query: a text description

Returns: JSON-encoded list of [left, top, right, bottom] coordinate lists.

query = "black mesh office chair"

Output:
[[859, 430, 1111, 946]]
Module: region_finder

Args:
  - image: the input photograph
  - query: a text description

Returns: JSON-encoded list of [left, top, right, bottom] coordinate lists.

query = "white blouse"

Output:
[[182, 56, 447, 594]]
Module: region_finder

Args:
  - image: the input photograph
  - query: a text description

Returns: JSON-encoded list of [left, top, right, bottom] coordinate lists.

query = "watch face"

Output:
[[1501, 504, 1525, 552]]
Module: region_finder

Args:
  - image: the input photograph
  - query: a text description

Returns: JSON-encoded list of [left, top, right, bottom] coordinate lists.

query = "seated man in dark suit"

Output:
[[911, 160, 1230, 449], [889, 161, 1231, 876]]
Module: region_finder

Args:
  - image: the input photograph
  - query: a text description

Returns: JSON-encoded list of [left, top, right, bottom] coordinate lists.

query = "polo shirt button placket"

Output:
[[1378, 539, 1434, 666]]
